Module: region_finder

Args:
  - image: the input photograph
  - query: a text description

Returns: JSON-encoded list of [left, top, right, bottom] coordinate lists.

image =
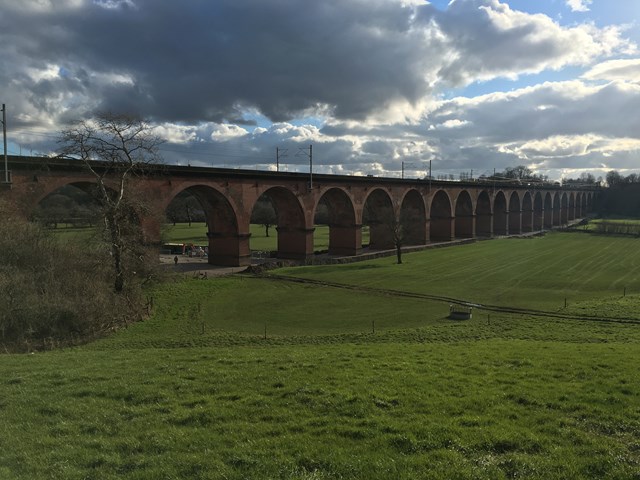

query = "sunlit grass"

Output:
[[3, 233, 640, 479], [278, 232, 640, 315]]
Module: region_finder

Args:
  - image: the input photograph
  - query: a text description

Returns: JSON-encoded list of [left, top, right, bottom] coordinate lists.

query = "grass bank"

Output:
[[2, 233, 640, 479]]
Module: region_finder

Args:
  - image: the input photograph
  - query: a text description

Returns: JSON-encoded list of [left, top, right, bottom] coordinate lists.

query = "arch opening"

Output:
[[522, 192, 533, 233], [476, 191, 492, 237], [362, 189, 395, 250], [493, 191, 508, 236], [166, 185, 243, 266], [508, 191, 521, 235], [400, 190, 427, 246], [544, 192, 553, 228], [315, 188, 359, 256], [430, 190, 453, 242], [454, 190, 474, 239], [533, 192, 543, 231], [253, 187, 310, 260], [553, 192, 561, 226]]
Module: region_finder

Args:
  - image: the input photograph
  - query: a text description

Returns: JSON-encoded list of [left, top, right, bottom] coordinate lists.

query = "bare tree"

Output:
[[58, 113, 163, 292], [251, 196, 277, 237], [364, 202, 420, 264]]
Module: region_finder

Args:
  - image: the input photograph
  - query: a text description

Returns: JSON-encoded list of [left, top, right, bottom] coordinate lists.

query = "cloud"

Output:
[[566, 0, 592, 13], [1, 0, 633, 130], [582, 58, 640, 83], [2, 0, 639, 181]]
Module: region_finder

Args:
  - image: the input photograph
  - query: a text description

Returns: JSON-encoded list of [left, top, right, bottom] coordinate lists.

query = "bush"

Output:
[[0, 200, 153, 352]]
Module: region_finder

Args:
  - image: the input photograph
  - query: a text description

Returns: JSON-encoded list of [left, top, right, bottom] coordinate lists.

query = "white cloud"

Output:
[[210, 124, 248, 142], [582, 58, 640, 83], [566, 0, 592, 13]]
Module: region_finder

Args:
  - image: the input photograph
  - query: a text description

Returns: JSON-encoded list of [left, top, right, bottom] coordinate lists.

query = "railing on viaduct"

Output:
[[1, 156, 598, 266]]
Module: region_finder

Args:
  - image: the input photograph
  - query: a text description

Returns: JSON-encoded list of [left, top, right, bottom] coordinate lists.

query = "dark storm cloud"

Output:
[[2, 0, 629, 129], [0, 0, 443, 124]]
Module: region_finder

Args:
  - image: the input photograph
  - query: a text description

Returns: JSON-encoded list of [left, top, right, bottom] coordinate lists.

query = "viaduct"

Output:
[[1, 156, 598, 267]]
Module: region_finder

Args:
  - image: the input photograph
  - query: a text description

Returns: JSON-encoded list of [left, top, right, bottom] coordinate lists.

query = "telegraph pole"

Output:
[[276, 147, 288, 172], [296, 145, 313, 190], [1, 104, 7, 184]]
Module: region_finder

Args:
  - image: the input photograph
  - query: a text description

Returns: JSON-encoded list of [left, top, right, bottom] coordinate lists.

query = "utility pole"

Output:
[[402, 161, 405, 179], [296, 145, 313, 190], [276, 147, 288, 172], [1, 104, 7, 184]]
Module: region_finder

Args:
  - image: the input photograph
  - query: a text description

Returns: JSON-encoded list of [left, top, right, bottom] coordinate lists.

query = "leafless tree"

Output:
[[58, 113, 163, 292]]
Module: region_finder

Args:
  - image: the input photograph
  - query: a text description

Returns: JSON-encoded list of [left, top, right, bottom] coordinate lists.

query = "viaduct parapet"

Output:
[[1, 156, 598, 266]]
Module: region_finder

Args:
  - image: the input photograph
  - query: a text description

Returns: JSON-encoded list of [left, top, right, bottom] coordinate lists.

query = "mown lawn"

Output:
[[278, 232, 640, 315], [2, 233, 640, 479]]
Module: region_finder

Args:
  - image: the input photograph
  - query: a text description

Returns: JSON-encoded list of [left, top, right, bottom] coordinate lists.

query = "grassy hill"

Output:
[[1, 232, 640, 479]]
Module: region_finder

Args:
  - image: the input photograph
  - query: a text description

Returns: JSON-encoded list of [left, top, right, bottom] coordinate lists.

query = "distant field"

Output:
[[278, 232, 640, 315], [2, 232, 640, 479], [581, 218, 640, 235], [54, 223, 370, 251]]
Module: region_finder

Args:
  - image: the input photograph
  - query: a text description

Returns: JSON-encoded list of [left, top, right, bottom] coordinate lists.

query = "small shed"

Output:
[[449, 304, 472, 320]]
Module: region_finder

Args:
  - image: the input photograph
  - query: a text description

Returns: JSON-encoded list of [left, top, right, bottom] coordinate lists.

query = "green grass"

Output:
[[2, 233, 640, 479], [162, 223, 370, 251], [278, 232, 640, 315]]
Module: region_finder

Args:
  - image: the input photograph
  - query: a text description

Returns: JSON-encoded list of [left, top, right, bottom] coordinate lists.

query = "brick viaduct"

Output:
[[1, 156, 598, 266]]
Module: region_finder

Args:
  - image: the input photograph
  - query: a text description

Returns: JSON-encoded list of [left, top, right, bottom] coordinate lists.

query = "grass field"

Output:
[[2, 233, 640, 479], [278, 232, 640, 316], [55, 223, 370, 252]]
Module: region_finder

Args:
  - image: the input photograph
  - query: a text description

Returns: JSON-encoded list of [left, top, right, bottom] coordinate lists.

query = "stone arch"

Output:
[[533, 192, 543, 231], [553, 192, 561, 226], [168, 185, 244, 266], [454, 190, 474, 239], [543, 192, 553, 228], [581, 193, 588, 216], [568, 193, 576, 221], [493, 191, 508, 235], [400, 189, 427, 246], [560, 193, 568, 225], [255, 186, 310, 260], [587, 192, 594, 212], [575, 192, 583, 218], [521, 191, 533, 233], [508, 191, 522, 235], [476, 190, 492, 237], [315, 187, 359, 256], [362, 188, 395, 250], [430, 190, 453, 242], [30, 181, 102, 221]]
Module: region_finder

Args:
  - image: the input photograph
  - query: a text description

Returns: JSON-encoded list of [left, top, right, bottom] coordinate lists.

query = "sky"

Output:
[[1, 0, 640, 180]]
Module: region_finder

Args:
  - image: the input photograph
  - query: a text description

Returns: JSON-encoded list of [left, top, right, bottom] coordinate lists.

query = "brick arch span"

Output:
[[575, 192, 583, 218], [493, 191, 508, 235], [362, 188, 395, 250], [430, 189, 453, 242], [400, 189, 427, 246], [508, 191, 522, 235], [543, 192, 553, 228], [521, 191, 533, 233], [568, 192, 576, 221], [165, 184, 244, 266], [255, 186, 310, 260], [315, 187, 359, 256], [476, 190, 492, 237], [553, 192, 561, 226], [454, 190, 474, 239], [560, 192, 569, 225], [533, 191, 543, 230]]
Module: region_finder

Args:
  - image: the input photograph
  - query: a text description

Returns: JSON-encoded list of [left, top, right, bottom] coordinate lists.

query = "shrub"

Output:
[[0, 200, 153, 352]]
